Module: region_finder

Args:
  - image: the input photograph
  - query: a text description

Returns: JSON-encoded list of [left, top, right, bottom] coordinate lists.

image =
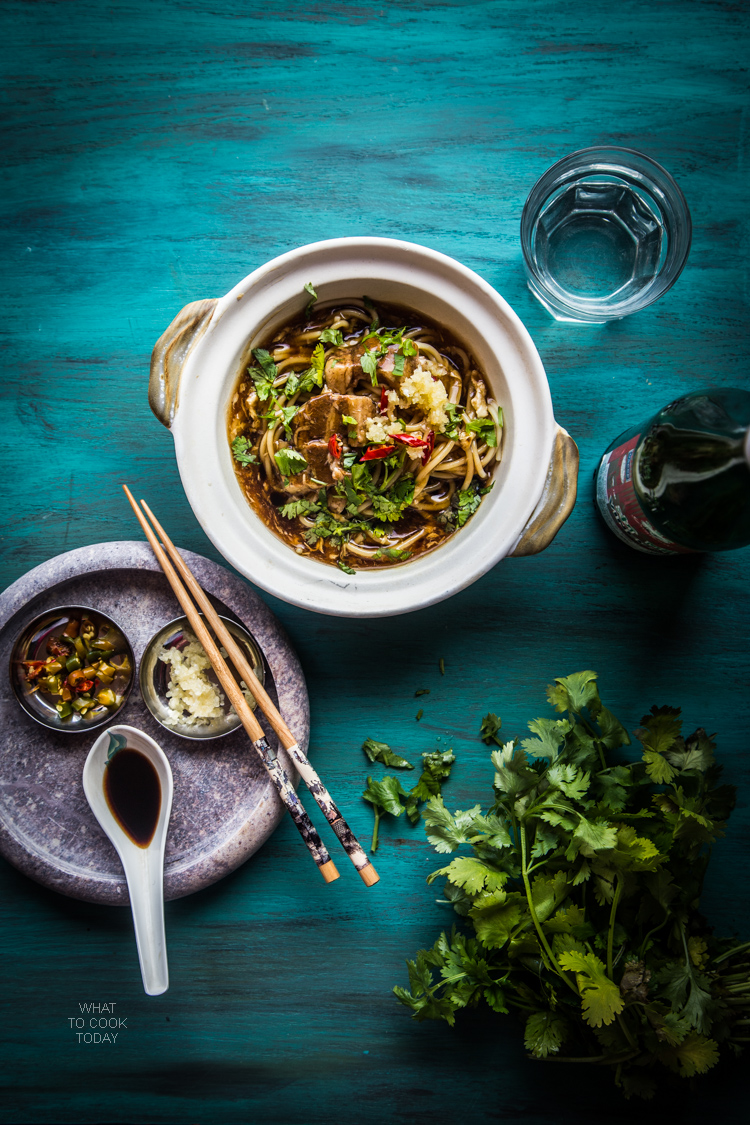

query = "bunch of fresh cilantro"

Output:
[[394, 671, 749, 1100]]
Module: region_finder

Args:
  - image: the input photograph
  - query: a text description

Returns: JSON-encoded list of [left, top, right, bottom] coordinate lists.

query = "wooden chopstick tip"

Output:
[[359, 864, 380, 887], [319, 860, 340, 883]]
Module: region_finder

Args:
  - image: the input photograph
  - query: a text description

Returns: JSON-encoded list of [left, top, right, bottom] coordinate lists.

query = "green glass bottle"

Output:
[[595, 388, 750, 554]]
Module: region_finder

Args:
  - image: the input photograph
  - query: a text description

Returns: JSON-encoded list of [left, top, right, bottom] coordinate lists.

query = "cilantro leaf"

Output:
[[279, 498, 319, 520], [465, 417, 497, 447], [402, 338, 417, 356], [360, 349, 378, 387], [319, 327, 344, 346], [362, 738, 414, 771], [557, 950, 624, 1027], [524, 1011, 568, 1058], [249, 364, 276, 402], [304, 281, 317, 314], [479, 713, 503, 746], [373, 547, 412, 562], [362, 774, 410, 851], [337, 560, 356, 575], [430, 856, 509, 897], [371, 478, 415, 523], [443, 402, 462, 440], [468, 889, 524, 950], [423, 797, 484, 854], [405, 750, 455, 823], [231, 435, 258, 466], [274, 448, 308, 477]]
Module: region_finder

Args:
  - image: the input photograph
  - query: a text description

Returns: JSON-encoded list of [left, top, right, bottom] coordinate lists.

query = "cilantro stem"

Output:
[[519, 824, 577, 995], [714, 940, 750, 965], [529, 1050, 640, 1065], [606, 874, 623, 979], [371, 808, 381, 853]]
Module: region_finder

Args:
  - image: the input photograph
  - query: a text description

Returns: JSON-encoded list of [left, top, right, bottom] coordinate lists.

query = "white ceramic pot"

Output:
[[149, 237, 578, 618]]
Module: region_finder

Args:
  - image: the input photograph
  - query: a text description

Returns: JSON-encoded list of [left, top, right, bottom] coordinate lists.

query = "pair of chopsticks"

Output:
[[123, 486, 378, 887]]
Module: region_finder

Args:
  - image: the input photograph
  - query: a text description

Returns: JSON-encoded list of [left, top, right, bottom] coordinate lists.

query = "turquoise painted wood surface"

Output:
[[1, 0, 749, 1121]]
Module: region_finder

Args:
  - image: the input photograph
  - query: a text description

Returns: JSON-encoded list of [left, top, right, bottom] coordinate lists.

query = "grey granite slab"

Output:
[[0, 542, 309, 905]]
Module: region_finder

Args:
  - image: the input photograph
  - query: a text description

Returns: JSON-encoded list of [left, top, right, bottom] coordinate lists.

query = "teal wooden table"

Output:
[[2, 2, 749, 1122]]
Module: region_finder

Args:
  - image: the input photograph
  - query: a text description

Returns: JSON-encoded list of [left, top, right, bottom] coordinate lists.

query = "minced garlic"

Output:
[[400, 360, 449, 430], [364, 418, 405, 445]]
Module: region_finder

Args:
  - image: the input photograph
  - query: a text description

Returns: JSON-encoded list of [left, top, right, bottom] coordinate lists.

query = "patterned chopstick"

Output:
[[122, 486, 339, 883], [137, 497, 380, 888]]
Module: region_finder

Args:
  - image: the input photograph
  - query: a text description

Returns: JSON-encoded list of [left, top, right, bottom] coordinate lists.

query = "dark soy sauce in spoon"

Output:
[[104, 748, 161, 848]]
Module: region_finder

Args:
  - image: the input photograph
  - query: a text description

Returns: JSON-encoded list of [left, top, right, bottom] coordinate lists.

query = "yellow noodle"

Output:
[[461, 440, 477, 491], [414, 441, 456, 496], [472, 442, 486, 479]]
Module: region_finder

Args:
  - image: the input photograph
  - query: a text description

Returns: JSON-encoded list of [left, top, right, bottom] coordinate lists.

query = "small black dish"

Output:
[[9, 605, 135, 733]]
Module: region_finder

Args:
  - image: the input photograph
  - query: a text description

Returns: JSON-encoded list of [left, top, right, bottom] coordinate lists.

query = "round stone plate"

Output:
[[0, 542, 309, 905]]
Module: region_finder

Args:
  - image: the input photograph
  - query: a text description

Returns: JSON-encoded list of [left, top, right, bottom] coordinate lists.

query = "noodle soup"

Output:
[[226, 295, 503, 573]]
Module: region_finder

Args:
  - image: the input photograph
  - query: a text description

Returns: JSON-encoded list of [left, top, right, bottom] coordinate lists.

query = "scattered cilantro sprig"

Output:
[[361, 740, 455, 851], [394, 671, 747, 1100], [231, 435, 258, 467]]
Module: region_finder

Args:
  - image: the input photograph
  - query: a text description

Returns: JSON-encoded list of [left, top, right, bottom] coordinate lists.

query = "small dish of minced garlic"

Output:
[[139, 615, 264, 740]]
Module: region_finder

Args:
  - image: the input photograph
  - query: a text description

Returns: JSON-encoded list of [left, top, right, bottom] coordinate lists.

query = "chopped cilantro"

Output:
[[416, 709, 424, 721], [231, 435, 258, 467], [405, 750, 455, 823], [393, 352, 405, 378], [274, 448, 308, 477], [304, 281, 317, 314], [443, 402, 462, 441], [249, 365, 276, 402], [443, 480, 493, 528], [342, 414, 357, 426], [279, 498, 319, 520], [439, 658, 445, 676], [402, 338, 417, 356], [361, 350, 378, 387], [287, 343, 325, 397], [264, 404, 298, 438], [415, 689, 430, 697], [362, 738, 414, 770], [319, 327, 344, 346], [466, 417, 497, 448], [252, 348, 278, 379], [337, 560, 356, 575], [373, 547, 411, 562], [371, 478, 415, 523]]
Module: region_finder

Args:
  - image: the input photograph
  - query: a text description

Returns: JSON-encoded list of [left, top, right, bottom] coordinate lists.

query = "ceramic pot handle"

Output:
[[148, 299, 218, 429], [509, 425, 579, 557]]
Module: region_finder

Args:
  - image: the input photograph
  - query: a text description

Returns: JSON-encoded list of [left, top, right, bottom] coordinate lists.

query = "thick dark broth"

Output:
[[227, 297, 502, 572], [104, 748, 161, 848]]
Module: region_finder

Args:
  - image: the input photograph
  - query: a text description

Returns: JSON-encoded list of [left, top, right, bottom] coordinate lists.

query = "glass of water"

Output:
[[520, 147, 692, 323]]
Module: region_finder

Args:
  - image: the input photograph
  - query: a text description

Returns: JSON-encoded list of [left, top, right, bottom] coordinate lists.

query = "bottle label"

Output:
[[595, 434, 695, 555]]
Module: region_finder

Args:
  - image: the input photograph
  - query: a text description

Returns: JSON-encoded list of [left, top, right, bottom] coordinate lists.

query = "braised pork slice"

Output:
[[324, 343, 417, 393], [325, 348, 362, 394], [291, 393, 376, 448]]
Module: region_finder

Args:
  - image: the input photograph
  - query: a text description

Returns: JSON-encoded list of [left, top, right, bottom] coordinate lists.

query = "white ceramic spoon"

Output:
[[83, 724, 173, 996]]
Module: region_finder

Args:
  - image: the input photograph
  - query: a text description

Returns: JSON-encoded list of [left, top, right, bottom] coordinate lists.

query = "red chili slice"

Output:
[[421, 430, 435, 465], [75, 679, 95, 694], [328, 434, 342, 459], [379, 386, 388, 414], [361, 445, 396, 461], [392, 433, 429, 448]]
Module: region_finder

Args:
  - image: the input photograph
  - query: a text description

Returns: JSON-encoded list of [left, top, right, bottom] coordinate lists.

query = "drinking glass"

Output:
[[520, 147, 692, 323]]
